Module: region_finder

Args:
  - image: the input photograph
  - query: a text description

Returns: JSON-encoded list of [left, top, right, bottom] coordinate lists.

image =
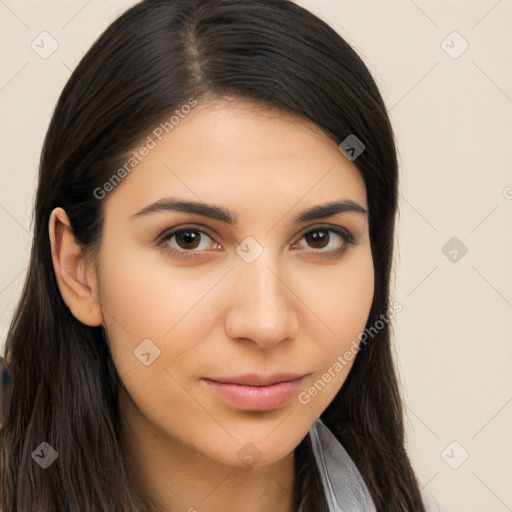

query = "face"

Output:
[[93, 98, 374, 467]]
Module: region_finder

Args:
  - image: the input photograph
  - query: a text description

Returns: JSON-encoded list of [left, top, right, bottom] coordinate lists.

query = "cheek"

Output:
[[295, 248, 374, 413], [333, 251, 374, 336], [328, 249, 374, 358], [99, 238, 186, 332], [301, 247, 374, 347], [96, 240, 227, 373]]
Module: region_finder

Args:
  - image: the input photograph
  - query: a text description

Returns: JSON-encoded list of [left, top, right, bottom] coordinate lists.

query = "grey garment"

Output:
[[308, 419, 449, 512]]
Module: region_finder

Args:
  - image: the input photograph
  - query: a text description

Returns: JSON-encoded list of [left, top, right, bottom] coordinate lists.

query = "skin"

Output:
[[49, 97, 374, 512]]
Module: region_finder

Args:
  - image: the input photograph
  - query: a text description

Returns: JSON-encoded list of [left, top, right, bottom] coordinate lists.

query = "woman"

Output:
[[0, 0, 447, 510]]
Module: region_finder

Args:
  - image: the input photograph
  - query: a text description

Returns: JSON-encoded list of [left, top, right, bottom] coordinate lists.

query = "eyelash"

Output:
[[156, 224, 355, 261]]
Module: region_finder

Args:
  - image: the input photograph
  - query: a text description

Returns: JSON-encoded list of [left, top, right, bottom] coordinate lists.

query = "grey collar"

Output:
[[308, 418, 377, 512]]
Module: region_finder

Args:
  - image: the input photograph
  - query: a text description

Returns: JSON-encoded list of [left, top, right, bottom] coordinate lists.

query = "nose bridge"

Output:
[[225, 247, 299, 348]]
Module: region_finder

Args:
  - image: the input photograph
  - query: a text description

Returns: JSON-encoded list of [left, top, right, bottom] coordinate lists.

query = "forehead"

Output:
[[103, 99, 368, 218]]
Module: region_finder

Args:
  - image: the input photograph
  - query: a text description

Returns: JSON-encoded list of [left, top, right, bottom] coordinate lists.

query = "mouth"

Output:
[[202, 373, 309, 411]]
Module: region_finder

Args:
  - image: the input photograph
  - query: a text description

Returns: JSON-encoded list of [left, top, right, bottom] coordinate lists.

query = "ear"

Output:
[[48, 207, 103, 327]]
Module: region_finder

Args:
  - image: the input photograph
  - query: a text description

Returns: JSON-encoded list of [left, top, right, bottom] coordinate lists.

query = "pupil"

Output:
[[178, 230, 200, 249], [307, 230, 328, 249]]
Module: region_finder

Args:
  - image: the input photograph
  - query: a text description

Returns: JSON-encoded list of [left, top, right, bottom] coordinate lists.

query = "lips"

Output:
[[205, 373, 308, 387], [202, 373, 309, 410]]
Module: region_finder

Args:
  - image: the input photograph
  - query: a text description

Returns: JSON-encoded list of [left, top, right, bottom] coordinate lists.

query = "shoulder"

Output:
[[421, 488, 450, 512]]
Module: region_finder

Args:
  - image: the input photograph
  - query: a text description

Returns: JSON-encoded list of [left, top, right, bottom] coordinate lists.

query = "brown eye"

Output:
[[294, 226, 354, 255], [174, 229, 203, 250], [304, 229, 330, 249], [157, 225, 220, 261]]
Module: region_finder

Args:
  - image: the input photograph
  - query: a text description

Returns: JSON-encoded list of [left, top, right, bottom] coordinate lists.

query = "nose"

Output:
[[224, 254, 300, 350]]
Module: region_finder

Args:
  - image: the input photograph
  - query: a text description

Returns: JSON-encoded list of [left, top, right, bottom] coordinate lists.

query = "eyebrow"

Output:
[[129, 198, 367, 224]]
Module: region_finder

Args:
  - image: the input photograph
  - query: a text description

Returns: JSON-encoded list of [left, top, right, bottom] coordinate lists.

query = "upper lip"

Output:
[[204, 373, 308, 387]]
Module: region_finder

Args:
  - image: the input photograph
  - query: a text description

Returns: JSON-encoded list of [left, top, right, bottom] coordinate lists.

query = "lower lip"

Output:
[[203, 377, 306, 410]]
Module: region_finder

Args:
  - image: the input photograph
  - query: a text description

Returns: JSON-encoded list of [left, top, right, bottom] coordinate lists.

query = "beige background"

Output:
[[1, 1, 511, 510]]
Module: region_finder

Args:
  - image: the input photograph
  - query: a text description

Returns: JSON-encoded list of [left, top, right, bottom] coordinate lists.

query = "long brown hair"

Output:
[[1, 1, 424, 510]]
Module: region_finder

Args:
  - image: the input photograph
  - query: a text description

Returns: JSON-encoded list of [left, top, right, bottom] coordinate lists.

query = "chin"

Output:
[[203, 424, 304, 468]]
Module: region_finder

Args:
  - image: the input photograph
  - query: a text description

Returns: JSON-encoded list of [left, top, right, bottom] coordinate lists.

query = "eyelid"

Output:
[[156, 223, 217, 256], [156, 222, 355, 259], [157, 222, 353, 241], [296, 223, 354, 244], [156, 223, 216, 244]]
